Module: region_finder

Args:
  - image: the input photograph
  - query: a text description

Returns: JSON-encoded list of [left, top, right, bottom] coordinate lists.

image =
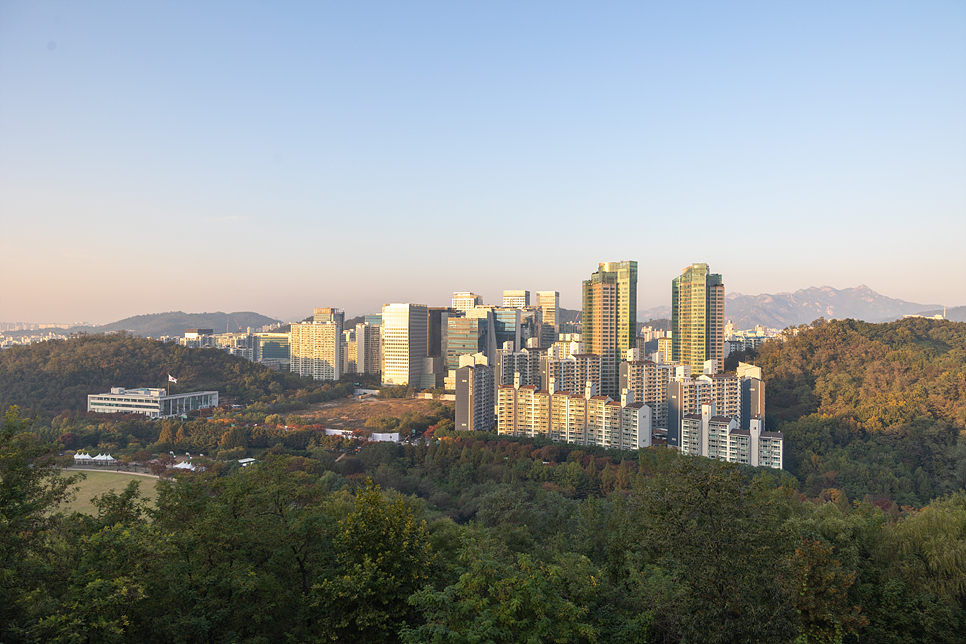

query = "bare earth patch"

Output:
[[300, 397, 439, 429]]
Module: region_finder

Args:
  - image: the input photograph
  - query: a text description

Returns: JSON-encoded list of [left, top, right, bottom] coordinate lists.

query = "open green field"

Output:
[[59, 470, 160, 515]]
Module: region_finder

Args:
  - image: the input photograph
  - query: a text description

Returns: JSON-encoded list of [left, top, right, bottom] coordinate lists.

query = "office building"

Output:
[[503, 290, 530, 308], [672, 263, 725, 374], [456, 363, 495, 432], [452, 292, 484, 312], [355, 323, 382, 376], [536, 290, 559, 347], [290, 315, 343, 381], [381, 303, 428, 386], [313, 307, 345, 326], [428, 307, 459, 361], [582, 261, 638, 397], [88, 387, 218, 419], [446, 316, 490, 371], [254, 332, 290, 364]]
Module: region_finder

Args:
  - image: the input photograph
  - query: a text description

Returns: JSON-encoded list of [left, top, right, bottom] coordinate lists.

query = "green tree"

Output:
[[632, 456, 797, 643], [402, 540, 602, 644], [0, 406, 83, 642], [312, 478, 435, 643], [787, 538, 867, 643]]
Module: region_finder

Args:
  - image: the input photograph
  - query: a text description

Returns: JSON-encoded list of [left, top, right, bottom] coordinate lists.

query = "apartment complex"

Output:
[[680, 403, 783, 469], [455, 363, 495, 432], [497, 377, 650, 451]]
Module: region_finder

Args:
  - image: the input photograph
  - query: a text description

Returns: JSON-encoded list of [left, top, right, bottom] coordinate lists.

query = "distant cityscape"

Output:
[[2, 260, 808, 471], [7, 260, 962, 470]]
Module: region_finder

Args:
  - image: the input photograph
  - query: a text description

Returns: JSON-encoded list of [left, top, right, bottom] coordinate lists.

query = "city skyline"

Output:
[[2, 2, 964, 324]]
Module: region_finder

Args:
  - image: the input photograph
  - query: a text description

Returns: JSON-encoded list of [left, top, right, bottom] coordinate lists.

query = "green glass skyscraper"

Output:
[[671, 263, 725, 374], [582, 260, 637, 397]]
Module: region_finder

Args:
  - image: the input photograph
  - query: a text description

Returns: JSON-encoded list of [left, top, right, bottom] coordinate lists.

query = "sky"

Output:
[[2, 1, 964, 324]]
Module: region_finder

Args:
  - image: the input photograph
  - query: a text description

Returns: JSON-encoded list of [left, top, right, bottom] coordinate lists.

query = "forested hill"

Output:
[[0, 334, 311, 414], [65, 310, 280, 338], [743, 317, 966, 506]]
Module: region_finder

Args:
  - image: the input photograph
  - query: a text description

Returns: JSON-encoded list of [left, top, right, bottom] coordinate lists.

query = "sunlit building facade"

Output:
[[381, 303, 428, 386], [582, 261, 637, 398], [290, 316, 343, 381], [671, 263, 725, 374]]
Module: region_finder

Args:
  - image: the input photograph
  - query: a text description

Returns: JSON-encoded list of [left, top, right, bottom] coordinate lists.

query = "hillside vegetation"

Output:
[[66, 310, 279, 338], [0, 333, 314, 414], [5, 403, 966, 644], [746, 317, 966, 506]]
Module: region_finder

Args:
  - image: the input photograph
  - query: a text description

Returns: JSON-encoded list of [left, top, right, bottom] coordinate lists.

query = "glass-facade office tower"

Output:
[[446, 316, 489, 371], [381, 303, 428, 386], [671, 263, 725, 374], [581, 261, 638, 398], [536, 291, 559, 347]]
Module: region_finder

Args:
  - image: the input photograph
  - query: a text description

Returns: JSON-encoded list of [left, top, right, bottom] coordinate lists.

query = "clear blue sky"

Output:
[[2, 1, 964, 324]]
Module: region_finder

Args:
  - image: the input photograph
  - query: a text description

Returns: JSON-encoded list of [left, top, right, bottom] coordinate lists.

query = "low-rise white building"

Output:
[[87, 387, 218, 419]]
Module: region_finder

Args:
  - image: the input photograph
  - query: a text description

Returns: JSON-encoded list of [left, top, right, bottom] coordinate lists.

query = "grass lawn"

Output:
[[300, 396, 442, 429], [59, 470, 161, 515]]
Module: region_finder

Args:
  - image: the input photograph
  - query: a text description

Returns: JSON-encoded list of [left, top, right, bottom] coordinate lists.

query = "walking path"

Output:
[[64, 466, 160, 479]]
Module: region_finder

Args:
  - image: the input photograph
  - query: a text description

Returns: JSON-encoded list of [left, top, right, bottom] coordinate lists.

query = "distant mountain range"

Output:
[[640, 285, 958, 330], [62, 311, 281, 339]]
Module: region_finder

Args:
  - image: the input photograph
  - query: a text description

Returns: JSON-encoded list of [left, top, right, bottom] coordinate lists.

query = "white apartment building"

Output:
[[290, 318, 342, 382], [680, 403, 783, 469], [497, 377, 650, 451]]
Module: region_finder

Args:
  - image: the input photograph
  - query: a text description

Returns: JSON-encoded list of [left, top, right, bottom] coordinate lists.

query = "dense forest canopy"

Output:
[[739, 317, 966, 507], [2, 319, 966, 641], [0, 333, 316, 414], [3, 405, 966, 644]]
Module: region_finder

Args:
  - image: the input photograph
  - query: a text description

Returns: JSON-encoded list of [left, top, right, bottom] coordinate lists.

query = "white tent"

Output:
[[73, 453, 92, 461], [172, 461, 196, 471]]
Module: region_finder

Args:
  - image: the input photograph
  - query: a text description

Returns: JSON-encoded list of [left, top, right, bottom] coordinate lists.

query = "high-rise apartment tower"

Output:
[[581, 261, 637, 397], [671, 263, 725, 374]]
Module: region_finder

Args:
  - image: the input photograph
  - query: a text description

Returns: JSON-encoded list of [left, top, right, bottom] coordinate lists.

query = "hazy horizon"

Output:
[[2, 2, 964, 324]]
